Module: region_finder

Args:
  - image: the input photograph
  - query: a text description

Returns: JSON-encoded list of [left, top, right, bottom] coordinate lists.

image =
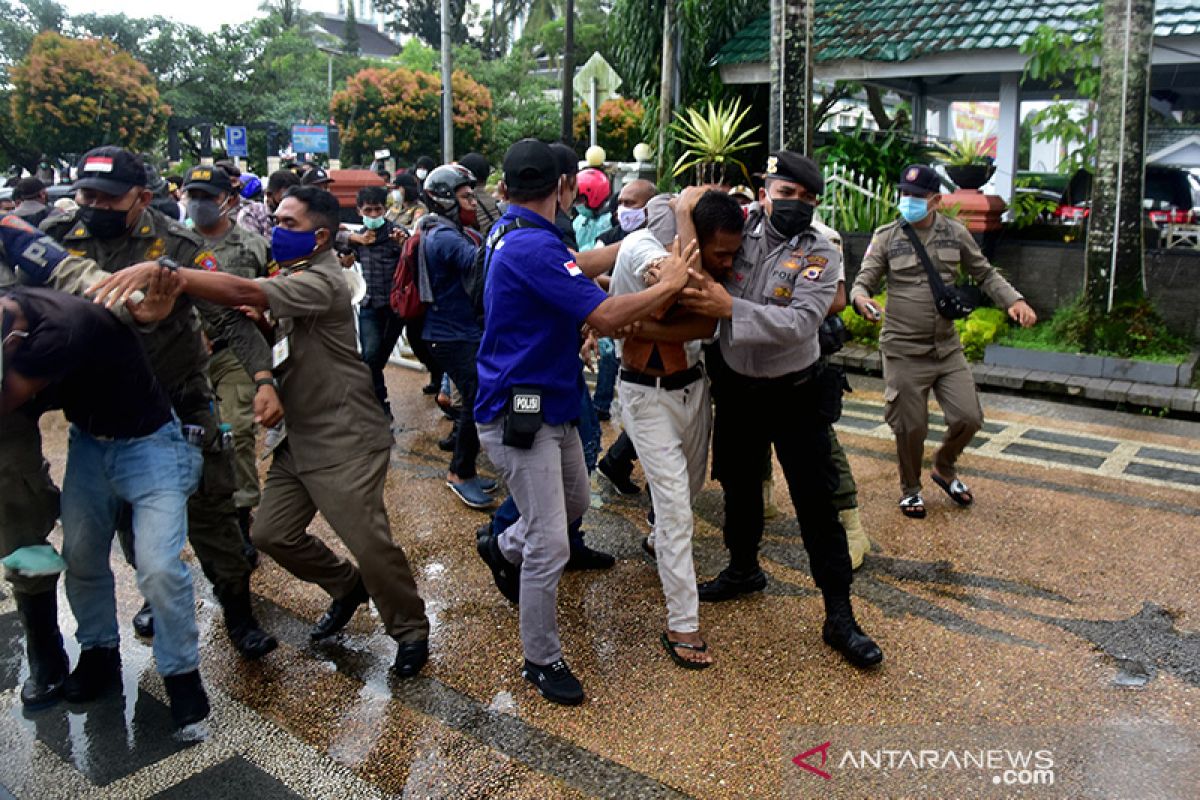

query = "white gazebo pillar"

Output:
[[994, 73, 1022, 201]]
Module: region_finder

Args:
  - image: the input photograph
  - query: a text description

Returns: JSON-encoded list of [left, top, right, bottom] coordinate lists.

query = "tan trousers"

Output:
[[209, 347, 260, 509], [252, 442, 429, 642], [882, 349, 983, 498]]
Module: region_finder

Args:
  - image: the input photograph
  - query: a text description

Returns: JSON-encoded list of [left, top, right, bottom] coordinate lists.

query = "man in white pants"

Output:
[[611, 189, 745, 668]]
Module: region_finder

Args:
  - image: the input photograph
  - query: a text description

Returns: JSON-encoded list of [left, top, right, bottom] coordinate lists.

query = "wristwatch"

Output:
[[157, 256, 182, 271], [254, 376, 278, 389]]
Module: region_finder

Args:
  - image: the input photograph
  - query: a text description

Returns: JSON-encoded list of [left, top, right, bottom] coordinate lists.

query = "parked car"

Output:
[[1055, 166, 1200, 226]]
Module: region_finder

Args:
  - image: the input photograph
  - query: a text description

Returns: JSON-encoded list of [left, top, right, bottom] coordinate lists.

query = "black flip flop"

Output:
[[660, 633, 712, 670], [899, 493, 926, 519], [931, 474, 974, 507]]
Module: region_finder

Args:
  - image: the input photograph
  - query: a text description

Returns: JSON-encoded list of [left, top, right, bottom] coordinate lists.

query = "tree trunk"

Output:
[[1084, 0, 1154, 312], [561, 0, 576, 146], [657, 0, 676, 183], [770, 0, 814, 154]]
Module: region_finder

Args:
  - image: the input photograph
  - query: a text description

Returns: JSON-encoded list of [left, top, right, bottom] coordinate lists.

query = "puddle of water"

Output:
[[1112, 658, 1153, 688]]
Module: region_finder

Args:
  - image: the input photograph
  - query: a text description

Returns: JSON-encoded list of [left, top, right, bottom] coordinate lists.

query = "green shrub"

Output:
[[999, 298, 1192, 362], [954, 307, 1008, 361], [840, 291, 886, 346]]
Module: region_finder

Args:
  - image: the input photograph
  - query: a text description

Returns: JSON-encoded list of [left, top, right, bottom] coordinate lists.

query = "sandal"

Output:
[[899, 493, 926, 519], [660, 633, 712, 670], [931, 473, 973, 507]]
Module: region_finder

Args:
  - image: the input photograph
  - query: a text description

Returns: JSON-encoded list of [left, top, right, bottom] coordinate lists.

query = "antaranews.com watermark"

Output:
[[783, 725, 1199, 798]]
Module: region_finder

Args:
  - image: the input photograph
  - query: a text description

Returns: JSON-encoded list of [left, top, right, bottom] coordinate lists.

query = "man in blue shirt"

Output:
[[474, 139, 694, 706], [419, 164, 494, 510]]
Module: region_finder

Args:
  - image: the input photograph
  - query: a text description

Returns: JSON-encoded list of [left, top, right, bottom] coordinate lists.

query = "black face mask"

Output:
[[78, 204, 134, 240], [769, 199, 815, 239]]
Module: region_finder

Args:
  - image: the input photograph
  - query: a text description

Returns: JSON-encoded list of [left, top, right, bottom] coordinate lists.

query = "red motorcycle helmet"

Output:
[[576, 167, 611, 211]]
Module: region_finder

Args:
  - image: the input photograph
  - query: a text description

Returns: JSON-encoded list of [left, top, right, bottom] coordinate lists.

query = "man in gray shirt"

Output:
[[679, 151, 883, 669]]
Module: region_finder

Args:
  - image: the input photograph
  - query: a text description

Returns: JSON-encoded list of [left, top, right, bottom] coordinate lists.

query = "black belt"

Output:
[[730, 361, 820, 389], [619, 364, 703, 391]]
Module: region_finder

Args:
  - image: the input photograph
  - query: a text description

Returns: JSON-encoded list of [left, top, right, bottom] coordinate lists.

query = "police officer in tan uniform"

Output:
[[679, 152, 882, 669], [90, 186, 432, 678], [43, 147, 280, 661], [850, 164, 1036, 518], [181, 164, 273, 554]]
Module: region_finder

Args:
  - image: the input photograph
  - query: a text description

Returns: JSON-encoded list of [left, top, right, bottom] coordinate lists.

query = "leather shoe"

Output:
[[697, 567, 768, 602], [392, 640, 429, 678], [437, 433, 456, 452], [132, 601, 154, 638], [597, 457, 640, 495], [565, 543, 615, 571], [229, 623, 279, 660], [823, 595, 883, 668], [310, 579, 369, 640], [476, 527, 520, 604]]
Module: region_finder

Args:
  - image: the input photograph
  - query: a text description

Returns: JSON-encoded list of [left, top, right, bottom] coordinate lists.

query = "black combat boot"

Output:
[[163, 670, 210, 727], [63, 646, 122, 703], [132, 601, 154, 637], [14, 591, 70, 710], [822, 591, 883, 668], [218, 580, 278, 660], [236, 507, 259, 569]]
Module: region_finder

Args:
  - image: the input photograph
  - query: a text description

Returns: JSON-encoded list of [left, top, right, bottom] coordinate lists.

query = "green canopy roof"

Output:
[[713, 1, 1200, 67]]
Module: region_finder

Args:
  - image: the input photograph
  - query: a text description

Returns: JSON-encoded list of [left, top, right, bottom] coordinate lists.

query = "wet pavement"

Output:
[[2, 367, 1199, 798]]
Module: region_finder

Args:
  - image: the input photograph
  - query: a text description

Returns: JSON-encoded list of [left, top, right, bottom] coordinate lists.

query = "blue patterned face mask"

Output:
[[898, 195, 930, 223]]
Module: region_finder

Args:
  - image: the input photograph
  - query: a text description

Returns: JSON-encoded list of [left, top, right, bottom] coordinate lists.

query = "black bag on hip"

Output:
[[502, 386, 543, 449], [900, 222, 977, 321]]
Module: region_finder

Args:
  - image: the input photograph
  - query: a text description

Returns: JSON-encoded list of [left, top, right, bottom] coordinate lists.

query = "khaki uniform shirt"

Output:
[[850, 213, 1023, 359], [42, 208, 272, 394], [718, 215, 843, 378], [258, 249, 393, 472]]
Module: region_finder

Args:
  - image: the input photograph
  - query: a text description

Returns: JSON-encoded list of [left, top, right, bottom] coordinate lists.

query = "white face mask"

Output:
[[415, 169, 428, 181], [617, 205, 646, 232]]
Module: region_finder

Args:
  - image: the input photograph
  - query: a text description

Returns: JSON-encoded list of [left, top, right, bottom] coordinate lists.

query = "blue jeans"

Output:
[[62, 421, 203, 677], [592, 338, 617, 415], [358, 305, 405, 409]]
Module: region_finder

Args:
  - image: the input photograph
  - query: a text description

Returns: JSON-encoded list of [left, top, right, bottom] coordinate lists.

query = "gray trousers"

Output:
[[478, 421, 591, 665]]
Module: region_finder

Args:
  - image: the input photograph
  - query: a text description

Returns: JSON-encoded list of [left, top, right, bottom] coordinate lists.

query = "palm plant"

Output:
[[670, 98, 760, 185]]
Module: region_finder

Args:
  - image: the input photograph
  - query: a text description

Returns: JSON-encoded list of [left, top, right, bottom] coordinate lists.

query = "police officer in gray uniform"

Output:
[[679, 151, 882, 668]]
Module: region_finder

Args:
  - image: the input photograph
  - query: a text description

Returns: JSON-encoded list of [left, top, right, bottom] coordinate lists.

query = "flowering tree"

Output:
[[573, 98, 645, 160], [10, 32, 168, 160], [330, 65, 491, 164]]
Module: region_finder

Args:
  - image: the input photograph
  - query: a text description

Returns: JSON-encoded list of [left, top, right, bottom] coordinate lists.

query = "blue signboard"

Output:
[[225, 125, 248, 158], [292, 124, 330, 154]]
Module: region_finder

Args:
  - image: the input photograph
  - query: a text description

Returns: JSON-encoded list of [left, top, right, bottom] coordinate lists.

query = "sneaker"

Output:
[[475, 528, 520, 604], [448, 478, 495, 510], [422, 381, 440, 395], [474, 476, 498, 494], [522, 659, 585, 706], [597, 457, 640, 495]]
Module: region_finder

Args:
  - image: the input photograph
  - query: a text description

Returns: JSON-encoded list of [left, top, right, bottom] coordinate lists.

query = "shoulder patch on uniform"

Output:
[[801, 265, 826, 282], [772, 285, 792, 299], [563, 259, 582, 277], [195, 250, 219, 271], [806, 254, 828, 268]]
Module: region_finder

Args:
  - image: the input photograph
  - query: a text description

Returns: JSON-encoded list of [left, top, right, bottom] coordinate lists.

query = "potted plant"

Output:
[[670, 98, 760, 185], [935, 134, 995, 190]]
